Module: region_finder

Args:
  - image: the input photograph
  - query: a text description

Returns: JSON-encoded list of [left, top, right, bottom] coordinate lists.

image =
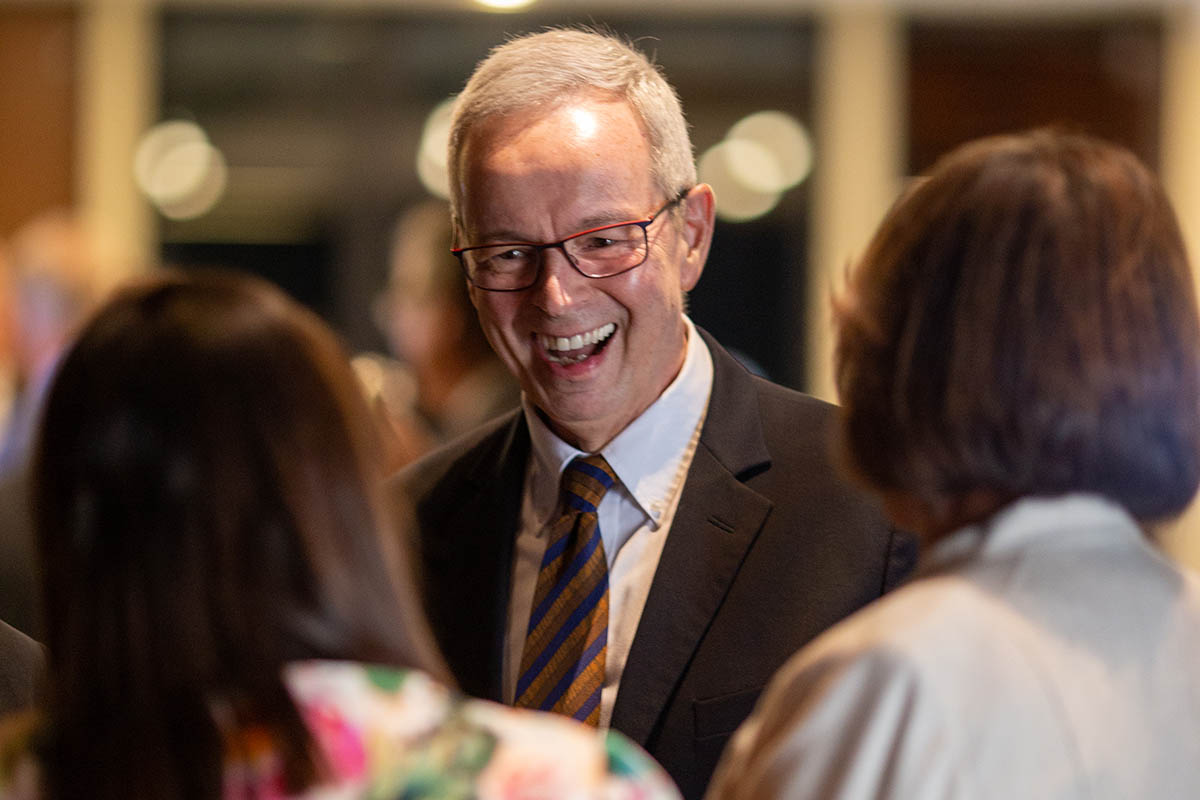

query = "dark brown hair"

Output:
[[835, 130, 1200, 523], [32, 271, 447, 799]]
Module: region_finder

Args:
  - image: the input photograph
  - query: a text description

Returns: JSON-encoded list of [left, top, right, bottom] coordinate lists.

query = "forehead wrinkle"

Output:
[[574, 208, 649, 232]]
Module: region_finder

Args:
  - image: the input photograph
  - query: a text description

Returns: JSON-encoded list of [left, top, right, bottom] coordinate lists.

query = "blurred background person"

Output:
[[366, 199, 519, 467], [0, 248, 38, 717], [0, 618, 42, 715], [0, 210, 103, 471], [0, 210, 105, 638], [0, 209, 102, 472], [0, 271, 679, 800], [0, 247, 18, 441], [707, 130, 1200, 799]]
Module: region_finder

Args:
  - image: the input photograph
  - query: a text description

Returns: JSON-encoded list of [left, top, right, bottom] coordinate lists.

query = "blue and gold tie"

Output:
[[515, 454, 615, 726]]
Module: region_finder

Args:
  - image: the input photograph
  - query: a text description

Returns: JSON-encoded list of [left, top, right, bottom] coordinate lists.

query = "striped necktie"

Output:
[[515, 454, 615, 726]]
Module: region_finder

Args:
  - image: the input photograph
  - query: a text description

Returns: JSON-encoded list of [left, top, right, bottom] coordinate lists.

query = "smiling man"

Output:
[[395, 28, 913, 799]]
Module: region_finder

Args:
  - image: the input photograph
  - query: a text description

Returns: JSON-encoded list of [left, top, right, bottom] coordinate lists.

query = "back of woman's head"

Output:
[[33, 271, 443, 799], [836, 130, 1200, 524]]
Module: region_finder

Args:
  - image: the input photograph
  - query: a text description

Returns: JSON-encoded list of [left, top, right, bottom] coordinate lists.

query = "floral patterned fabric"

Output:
[[0, 660, 681, 800]]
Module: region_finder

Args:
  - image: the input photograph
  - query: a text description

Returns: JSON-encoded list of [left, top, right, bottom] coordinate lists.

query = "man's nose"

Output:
[[531, 246, 583, 311]]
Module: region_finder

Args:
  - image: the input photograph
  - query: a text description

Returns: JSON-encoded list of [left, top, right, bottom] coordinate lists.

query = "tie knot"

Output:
[[561, 454, 616, 513]]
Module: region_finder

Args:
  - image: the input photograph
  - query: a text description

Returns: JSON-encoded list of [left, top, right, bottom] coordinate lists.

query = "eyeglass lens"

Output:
[[464, 222, 649, 291]]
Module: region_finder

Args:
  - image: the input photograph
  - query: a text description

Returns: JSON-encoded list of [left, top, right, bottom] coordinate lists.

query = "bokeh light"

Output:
[[727, 110, 813, 192], [699, 140, 782, 222], [417, 97, 456, 200], [699, 110, 814, 222], [134, 119, 228, 220], [473, 0, 538, 11]]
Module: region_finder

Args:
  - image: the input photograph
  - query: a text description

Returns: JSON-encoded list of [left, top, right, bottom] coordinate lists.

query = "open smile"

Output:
[[537, 322, 617, 365]]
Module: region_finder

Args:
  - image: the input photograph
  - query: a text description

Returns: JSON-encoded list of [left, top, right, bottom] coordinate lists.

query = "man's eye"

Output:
[[480, 248, 533, 272], [576, 236, 619, 251]]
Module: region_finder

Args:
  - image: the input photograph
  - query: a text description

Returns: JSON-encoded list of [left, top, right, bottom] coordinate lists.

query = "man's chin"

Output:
[[531, 394, 630, 451], [534, 396, 610, 427]]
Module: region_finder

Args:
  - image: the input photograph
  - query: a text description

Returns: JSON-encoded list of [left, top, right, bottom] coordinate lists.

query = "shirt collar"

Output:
[[523, 316, 714, 529], [920, 493, 1144, 577]]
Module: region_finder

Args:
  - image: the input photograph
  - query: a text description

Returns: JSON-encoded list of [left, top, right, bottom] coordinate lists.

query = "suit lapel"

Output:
[[421, 413, 529, 701], [610, 330, 773, 745]]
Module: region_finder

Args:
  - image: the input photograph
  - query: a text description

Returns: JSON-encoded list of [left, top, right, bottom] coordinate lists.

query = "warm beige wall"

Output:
[[807, 8, 907, 404], [1158, 5, 1200, 562], [76, 0, 157, 291], [0, 7, 76, 238]]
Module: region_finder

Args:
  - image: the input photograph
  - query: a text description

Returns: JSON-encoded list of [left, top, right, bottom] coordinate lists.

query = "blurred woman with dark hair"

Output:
[[707, 130, 1200, 799], [0, 272, 678, 800]]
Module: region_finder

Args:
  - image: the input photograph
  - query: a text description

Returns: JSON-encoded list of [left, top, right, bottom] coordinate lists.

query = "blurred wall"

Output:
[[1159, 5, 1200, 554], [0, 6, 76, 238], [0, 0, 154, 288], [75, 0, 157, 286], [807, 9, 905, 403]]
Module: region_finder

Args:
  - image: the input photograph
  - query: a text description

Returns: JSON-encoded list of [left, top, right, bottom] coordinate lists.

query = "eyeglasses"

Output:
[[452, 189, 690, 292]]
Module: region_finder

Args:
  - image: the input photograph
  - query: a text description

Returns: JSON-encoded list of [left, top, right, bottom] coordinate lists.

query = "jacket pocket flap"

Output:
[[693, 685, 763, 740]]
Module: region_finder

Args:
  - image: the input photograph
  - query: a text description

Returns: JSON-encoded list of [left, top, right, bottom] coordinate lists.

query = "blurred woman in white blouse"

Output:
[[707, 129, 1200, 800]]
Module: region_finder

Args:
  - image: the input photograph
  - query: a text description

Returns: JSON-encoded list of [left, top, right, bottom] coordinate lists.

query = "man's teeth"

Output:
[[540, 322, 616, 353], [540, 322, 616, 364]]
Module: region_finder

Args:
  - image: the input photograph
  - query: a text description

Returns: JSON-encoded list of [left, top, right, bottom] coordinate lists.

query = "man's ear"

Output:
[[679, 184, 716, 292]]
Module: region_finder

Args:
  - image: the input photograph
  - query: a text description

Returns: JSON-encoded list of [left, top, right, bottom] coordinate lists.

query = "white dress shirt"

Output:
[[503, 316, 714, 729], [706, 493, 1200, 800]]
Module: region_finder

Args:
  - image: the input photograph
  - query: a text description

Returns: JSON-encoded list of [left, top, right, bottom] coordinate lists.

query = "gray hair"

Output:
[[447, 27, 696, 226]]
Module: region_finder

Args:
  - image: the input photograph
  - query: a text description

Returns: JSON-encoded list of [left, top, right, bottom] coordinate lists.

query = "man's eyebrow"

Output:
[[574, 209, 648, 231], [466, 228, 536, 245], [470, 210, 646, 245]]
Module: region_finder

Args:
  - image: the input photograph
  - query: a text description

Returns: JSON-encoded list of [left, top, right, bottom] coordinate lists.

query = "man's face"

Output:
[[457, 95, 712, 451]]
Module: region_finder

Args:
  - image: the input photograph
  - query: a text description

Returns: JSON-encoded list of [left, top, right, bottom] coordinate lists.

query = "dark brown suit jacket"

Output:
[[396, 329, 915, 799]]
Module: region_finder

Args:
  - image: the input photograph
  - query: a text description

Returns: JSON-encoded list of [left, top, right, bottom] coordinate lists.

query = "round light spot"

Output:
[[417, 97, 456, 200], [134, 120, 228, 220], [727, 110, 814, 192], [721, 138, 786, 196], [473, 0, 537, 10], [698, 140, 781, 222], [156, 146, 228, 221]]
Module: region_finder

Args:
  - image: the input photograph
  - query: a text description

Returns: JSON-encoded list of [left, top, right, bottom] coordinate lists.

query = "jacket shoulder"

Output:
[[733, 372, 915, 592], [751, 374, 837, 431], [752, 377, 847, 472], [392, 409, 523, 506]]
